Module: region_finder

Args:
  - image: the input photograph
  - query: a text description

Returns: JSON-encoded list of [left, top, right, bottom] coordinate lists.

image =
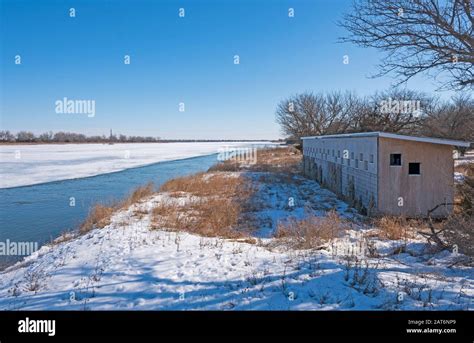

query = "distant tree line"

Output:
[[0, 131, 270, 144], [0, 131, 164, 143], [276, 89, 474, 148]]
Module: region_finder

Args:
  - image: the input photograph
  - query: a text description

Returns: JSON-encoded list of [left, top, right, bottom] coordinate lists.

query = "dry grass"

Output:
[[151, 198, 246, 238], [79, 204, 116, 234], [372, 216, 418, 241], [79, 182, 156, 234], [371, 216, 422, 240], [209, 146, 301, 174], [189, 198, 243, 237], [122, 182, 155, 207], [152, 147, 302, 239], [160, 173, 249, 197], [455, 163, 474, 176], [49, 230, 76, 246], [274, 210, 347, 249], [152, 173, 255, 238]]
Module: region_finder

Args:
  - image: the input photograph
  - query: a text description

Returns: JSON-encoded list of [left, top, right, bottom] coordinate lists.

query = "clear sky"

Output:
[[0, 0, 451, 140]]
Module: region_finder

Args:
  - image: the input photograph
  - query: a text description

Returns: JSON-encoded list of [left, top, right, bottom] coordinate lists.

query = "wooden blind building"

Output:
[[302, 132, 470, 217]]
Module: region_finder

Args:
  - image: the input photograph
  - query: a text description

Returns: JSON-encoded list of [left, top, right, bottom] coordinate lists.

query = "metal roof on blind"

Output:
[[301, 132, 471, 147]]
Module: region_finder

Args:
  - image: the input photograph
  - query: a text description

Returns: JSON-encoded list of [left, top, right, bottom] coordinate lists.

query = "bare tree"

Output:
[[0, 130, 15, 142], [351, 88, 435, 133], [340, 0, 474, 90], [275, 91, 361, 139], [16, 131, 36, 142], [275, 89, 434, 139], [38, 131, 54, 142], [421, 93, 474, 145]]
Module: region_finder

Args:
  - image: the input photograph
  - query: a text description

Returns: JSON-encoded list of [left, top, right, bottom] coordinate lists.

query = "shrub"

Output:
[[442, 214, 474, 256], [425, 164, 474, 255], [275, 210, 346, 249], [373, 216, 414, 241]]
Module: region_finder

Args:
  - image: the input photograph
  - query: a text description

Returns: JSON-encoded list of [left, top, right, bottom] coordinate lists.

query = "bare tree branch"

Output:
[[340, 0, 474, 90]]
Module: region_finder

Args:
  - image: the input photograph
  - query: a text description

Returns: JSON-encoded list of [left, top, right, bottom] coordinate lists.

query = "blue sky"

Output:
[[0, 0, 450, 140]]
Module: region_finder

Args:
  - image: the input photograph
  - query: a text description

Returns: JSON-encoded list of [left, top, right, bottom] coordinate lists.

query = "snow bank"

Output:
[[1, 180, 472, 310]]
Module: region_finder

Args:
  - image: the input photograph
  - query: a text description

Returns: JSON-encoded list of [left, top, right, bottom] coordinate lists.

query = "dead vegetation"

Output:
[[208, 146, 301, 174], [442, 215, 474, 256], [417, 163, 474, 256], [77, 147, 300, 238], [151, 173, 256, 238], [79, 204, 116, 234], [274, 210, 347, 249], [372, 216, 418, 241], [122, 182, 155, 208], [159, 172, 248, 197], [455, 163, 474, 216], [78, 147, 303, 239], [446, 164, 474, 256], [79, 182, 155, 234], [455, 162, 473, 176]]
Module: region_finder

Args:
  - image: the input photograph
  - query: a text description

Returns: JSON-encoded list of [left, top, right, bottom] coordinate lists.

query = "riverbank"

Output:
[[1, 147, 473, 310]]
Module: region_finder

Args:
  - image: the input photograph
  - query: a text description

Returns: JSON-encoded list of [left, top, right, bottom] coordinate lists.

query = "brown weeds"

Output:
[[152, 173, 255, 238], [79, 204, 116, 234], [373, 216, 416, 241], [79, 182, 156, 234], [209, 147, 301, 174], [274, 210, 346, 249]]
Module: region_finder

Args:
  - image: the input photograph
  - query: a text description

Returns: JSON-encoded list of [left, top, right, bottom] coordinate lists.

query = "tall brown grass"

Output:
[[79, 204, 117, 234], [373, 216, 416, 241], [152, 173, 255, 238], [274, 210, 346, 249], [79, 182, 155, 234], [209, 147, 301, 174], [151, 197, 245, 238], [119, 182, 155, 208], [160, 173, 249, 197]]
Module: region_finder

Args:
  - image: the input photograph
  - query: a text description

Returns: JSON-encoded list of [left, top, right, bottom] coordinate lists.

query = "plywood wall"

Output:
[[378, 137, 454, 217]]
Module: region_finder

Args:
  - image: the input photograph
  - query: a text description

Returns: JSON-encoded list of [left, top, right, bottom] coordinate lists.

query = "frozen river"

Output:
[[0, 142, 275, 267], [0, 142, 269, 189]]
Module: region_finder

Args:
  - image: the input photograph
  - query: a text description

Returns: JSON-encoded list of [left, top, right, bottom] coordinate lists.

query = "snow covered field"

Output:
[[1, 171, 472, 311], [0, 142, 272, 188]]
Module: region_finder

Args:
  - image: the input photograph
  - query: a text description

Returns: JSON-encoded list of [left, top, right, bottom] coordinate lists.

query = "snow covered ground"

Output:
[[1, 172, 472, 311], [454, 172, 465, 183], [455, 150, 474, 167], [0, 142, 272, 188]]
